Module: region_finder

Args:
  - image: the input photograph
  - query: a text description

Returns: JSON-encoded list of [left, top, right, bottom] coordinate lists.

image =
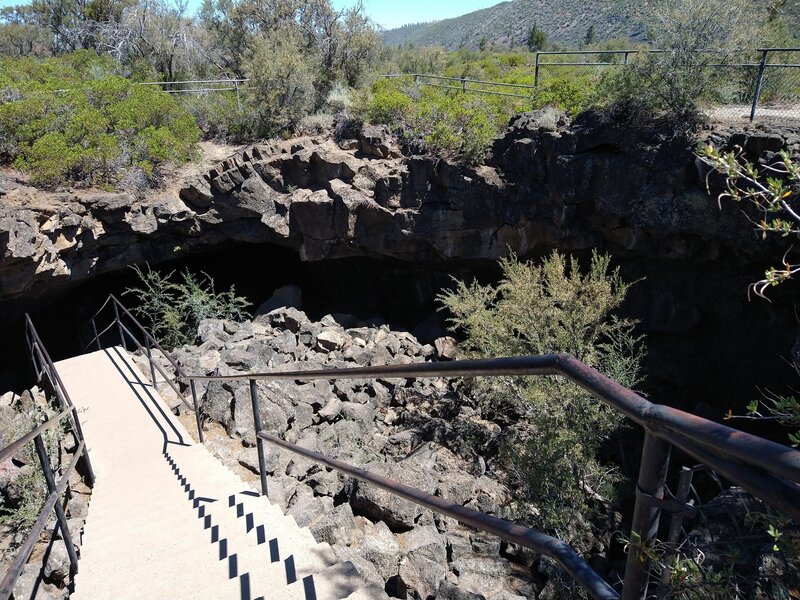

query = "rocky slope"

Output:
[[160, 306, 588, 599]]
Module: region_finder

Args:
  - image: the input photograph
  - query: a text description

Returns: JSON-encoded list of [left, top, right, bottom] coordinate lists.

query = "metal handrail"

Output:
[[259, 430, 618, 599], [188, 356, 800, 489], [0, 441, 86, 600], [85, 294, 800, 600], [0, 316, 96, 600], [0, 406, 74, 464], [84, 294, 203, 438]]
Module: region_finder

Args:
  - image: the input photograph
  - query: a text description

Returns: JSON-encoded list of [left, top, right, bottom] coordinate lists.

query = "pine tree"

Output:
[[526, 22, 547, 51], [584, 25, 596, 46]]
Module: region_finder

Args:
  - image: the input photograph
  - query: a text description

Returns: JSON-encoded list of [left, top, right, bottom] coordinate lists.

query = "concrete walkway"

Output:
[[54, 347, 383, 600]]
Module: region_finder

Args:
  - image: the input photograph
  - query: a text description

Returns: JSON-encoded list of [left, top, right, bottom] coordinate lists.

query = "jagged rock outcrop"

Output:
[[2, 114, 797, 326]]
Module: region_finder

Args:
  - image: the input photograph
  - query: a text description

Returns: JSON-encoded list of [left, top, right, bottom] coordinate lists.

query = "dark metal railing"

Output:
[[0, 316, 96, 600], [84, 294, 800, 600]]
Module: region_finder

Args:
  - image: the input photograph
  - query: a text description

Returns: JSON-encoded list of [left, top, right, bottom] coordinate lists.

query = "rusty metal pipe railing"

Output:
[[257, 431, 620, 600], [554, 355, 800, 483], [0, 405, 74, 464], [96, 295, 203, 440], [188, 355, 800, 487], [26, 315, 94, 481], [116, 320, 190, 408], [0, 441, 86, 600]]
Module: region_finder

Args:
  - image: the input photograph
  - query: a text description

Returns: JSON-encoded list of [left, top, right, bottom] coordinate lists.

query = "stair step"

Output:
[[260, 561, 367, 600], [55, 348, 376, 600], [200, 496, 323, 563]]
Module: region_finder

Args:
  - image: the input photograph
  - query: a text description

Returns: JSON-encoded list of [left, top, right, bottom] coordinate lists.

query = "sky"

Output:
[[0, 0, 500, 30], [331, 0, 499, 30]]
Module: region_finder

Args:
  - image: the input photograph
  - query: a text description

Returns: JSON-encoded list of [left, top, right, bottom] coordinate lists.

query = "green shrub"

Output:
[[438, 251, 644, 534], [176, 92, 254, 141], [125, 265, 250, 349], [364, 77, 414, 124], [0, 51, 200, 188], [360, 67, 596, 162]]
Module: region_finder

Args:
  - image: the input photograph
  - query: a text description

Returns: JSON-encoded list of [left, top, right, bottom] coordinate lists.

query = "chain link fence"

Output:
[[534, 48, 800, 123]]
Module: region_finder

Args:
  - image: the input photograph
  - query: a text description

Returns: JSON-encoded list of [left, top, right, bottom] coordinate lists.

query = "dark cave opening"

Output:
[[2, 242, 492, 392], [2, 241, 799, 449]]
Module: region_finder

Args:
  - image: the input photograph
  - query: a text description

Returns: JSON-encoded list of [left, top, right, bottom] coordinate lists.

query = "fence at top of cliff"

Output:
[[386, 47, 800, 123]]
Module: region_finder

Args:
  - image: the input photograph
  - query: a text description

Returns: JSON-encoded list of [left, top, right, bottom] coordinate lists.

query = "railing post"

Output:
[[112, 300, 125, 350], [624, 51, 630, 65], [249, 379, 269, 497], [622, 431, 671, 600], [750, 49, 770, 122], [461, 77, 466, 94], [656, 466, 695, 600], [33, 434, 79, 576], [144, 336, 157, 388], [534, 52, 541, 88], [90, 317, 101, 351], [190, 379, 204, 444], [234, 79, 241, 112]]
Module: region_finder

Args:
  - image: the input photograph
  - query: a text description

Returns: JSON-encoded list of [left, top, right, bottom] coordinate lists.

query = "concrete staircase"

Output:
[[55, 346, 386, 600]]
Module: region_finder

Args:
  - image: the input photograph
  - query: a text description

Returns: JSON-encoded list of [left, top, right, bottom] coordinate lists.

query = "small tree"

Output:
[[125, 265, 250, 349], [526, 22, 546, 52], [439, 251, 644, 533], [583, 25, 596, 47], [243, 27, 318, 134], [598, 0, 762, 124]]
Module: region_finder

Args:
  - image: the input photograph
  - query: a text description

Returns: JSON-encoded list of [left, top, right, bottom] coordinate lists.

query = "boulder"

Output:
[[360, 125, 400, 159], [316, 330, 349, 352], [254, 285, 302, 315], [349, 462, 435, 530], [13, 563, 66, 600], [435, 581, 487, 600], [43, 538, 71, 584], [434, 336, 459, 360], [351, 519, 402, 581], [397, 526, 448, 599]]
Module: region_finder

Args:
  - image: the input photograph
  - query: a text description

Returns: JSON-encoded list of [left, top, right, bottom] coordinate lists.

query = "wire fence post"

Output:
[[534, 52, 541, 88], [750, 49, 770, 122], [234, 79, 241, 111], [622, 432, 672, 600], [33, 434, 79, 576], [249, 379, 269, 497]]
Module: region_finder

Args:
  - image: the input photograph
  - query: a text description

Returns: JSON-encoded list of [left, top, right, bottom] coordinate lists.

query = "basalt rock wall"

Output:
[[2, 113, 799, 407], [3, 113, 795, 321]]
